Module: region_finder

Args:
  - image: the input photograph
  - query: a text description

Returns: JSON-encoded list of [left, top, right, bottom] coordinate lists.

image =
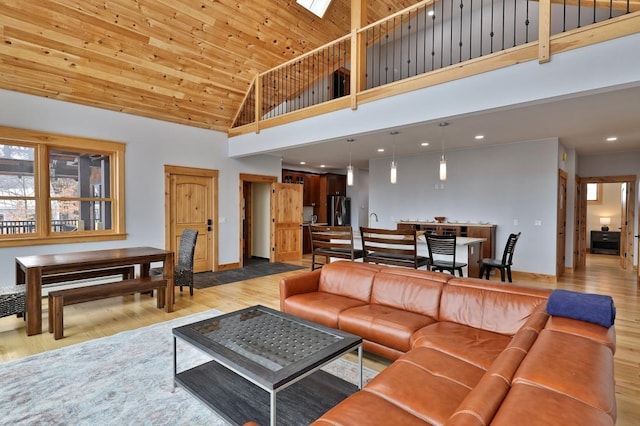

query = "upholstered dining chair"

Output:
[[0, 284, 26, 320], [150, 229, 199, 296], [479, 232, 521, 282], [426, 234, 467, 277]]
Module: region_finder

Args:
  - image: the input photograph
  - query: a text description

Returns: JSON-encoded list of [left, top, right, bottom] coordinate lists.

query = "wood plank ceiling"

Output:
[[0, 0, 416, 132]]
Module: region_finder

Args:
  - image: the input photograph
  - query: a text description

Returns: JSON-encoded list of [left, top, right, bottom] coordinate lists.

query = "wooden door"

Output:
[[574, 177, 587, 269], [556, 170, 567, 277], [620, 182, 635, 270], [271, 183, 303, 262], [165, 166, 218, 273]]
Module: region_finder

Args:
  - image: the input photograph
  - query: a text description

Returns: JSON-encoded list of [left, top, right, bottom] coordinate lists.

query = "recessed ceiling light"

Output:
[[475, 135, 484, 140], [377, 148, 385, 153], [299, 161, 306, 165], [320, 164, 326, 168], [421, 142, 430, 147], [605, 136, 617, 142]]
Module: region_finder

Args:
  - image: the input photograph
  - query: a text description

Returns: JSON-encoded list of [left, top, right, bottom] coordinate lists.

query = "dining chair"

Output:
[[360, 227, 430, 269], [309, 225, 364, 270], [426, 234, 467, 277], [150, 229, 199, 295], [0, 284, 26, 320], [479, 232, 521, 282]]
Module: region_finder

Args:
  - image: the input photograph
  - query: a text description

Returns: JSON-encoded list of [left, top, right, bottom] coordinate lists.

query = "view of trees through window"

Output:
[[0, 144, 112, 235], [0, 144, 37, 233]]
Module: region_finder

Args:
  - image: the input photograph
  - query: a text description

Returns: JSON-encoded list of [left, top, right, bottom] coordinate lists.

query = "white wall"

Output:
[[251, 183, 272, 258], [347, 167, 369, 230], [369, 138, 559, 275], [0, 89, 281, 273]]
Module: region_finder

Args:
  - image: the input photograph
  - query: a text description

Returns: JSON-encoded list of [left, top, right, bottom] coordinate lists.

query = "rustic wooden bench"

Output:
[[48, 276, 167, 340], [42, 266, 136, 286]]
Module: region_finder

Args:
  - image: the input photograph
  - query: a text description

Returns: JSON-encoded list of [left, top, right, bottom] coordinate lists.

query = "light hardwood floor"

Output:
[[1, 254, 638, 424]]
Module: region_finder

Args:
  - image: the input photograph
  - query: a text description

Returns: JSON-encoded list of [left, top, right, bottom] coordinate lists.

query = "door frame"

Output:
[[575, 174, 636, 270], [239, 173, 278, 267], [164, 165, 219, 272], [557, 169, 567, 277]]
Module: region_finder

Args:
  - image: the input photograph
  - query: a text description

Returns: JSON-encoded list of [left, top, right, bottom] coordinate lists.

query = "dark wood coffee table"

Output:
[[173, 305, 363, 426]]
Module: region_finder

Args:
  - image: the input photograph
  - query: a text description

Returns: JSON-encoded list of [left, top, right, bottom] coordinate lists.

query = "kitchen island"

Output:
[[397, 221, 496, 260]]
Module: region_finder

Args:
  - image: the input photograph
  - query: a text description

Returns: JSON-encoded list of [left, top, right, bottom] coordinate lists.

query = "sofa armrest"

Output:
[[279, 269, 322, 311], [545, 315, 616, 353]]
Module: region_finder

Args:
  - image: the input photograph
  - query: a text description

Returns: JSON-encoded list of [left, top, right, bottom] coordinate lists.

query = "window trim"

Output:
[[0, 126, 126, 247], [586, 182, 603, 204]]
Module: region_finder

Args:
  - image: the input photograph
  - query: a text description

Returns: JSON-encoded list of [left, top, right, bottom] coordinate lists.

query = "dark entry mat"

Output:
[[193, 258, 306, 289]]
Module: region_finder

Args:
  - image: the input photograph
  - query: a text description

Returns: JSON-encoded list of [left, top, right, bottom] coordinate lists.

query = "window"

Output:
[[0, 126, 125, 246], [586, 183, 602, 203], [296, 0, 333, 18]]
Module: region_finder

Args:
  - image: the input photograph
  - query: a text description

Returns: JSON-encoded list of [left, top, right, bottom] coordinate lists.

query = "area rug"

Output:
[[0, 309, 376, 425], [193, 258, 306, 289]]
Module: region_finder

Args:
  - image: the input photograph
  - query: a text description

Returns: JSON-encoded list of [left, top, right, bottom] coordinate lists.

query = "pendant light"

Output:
[[346, 138, 354, 186], [390, 131, 399, 184], [439, 122, 448, 181]]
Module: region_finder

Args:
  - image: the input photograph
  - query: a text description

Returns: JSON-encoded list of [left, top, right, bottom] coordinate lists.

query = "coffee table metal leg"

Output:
[[358, 345, 363, 389], [173, 336, 177, 391], [270, 391, 277, 426]]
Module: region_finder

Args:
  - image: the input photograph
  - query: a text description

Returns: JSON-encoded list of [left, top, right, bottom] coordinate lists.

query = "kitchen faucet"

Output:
[[369, 212, 378, 227]]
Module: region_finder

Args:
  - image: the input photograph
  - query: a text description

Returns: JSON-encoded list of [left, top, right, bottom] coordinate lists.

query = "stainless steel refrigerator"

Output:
[[327, 195, 351, 226]]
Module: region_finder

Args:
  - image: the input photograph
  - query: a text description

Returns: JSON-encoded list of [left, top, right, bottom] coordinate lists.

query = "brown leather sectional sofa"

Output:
[[279, 261, 617, 425]]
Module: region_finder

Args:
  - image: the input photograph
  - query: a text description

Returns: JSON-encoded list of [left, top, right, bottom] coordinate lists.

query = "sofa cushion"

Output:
[[411, 322, 511, 370], [282, 292, 366, 328], [339, 304, 437, 353], [361, 339, 406, 361], [370, 270, 445, 318], [512, 329, 616, 418], [311, 391, 428, 426], [440, 278, 549, 335], [317, 261, 381, 302], [491, 383, 615, 426], [363, 346, 485, 424]]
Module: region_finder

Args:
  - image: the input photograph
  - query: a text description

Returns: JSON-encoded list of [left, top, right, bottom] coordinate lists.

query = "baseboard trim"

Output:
[[218, 262, 240, 271], [511, 271, 556, 284]]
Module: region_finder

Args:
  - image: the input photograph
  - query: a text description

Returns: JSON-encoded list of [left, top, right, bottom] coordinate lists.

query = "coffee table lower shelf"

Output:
[[175, 360, 359, 425]]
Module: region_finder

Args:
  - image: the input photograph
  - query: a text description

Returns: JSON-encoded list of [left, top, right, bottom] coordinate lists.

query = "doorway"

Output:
[[239, 174, 277, 267], [575, 175, 636, 272]]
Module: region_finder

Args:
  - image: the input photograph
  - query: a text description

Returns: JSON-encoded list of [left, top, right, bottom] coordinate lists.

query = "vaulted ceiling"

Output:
[[0, 0, 416, 131]]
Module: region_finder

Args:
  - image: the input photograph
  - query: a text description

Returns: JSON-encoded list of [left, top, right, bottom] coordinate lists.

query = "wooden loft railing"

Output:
[[229, 0, 639, 136]]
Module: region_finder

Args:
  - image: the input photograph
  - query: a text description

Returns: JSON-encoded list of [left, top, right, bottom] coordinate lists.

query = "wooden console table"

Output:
[[15, 247, 174, 336]]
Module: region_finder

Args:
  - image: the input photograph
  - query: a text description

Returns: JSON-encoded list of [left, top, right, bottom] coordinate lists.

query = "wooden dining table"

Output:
[[15, 246, 174, 336]]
